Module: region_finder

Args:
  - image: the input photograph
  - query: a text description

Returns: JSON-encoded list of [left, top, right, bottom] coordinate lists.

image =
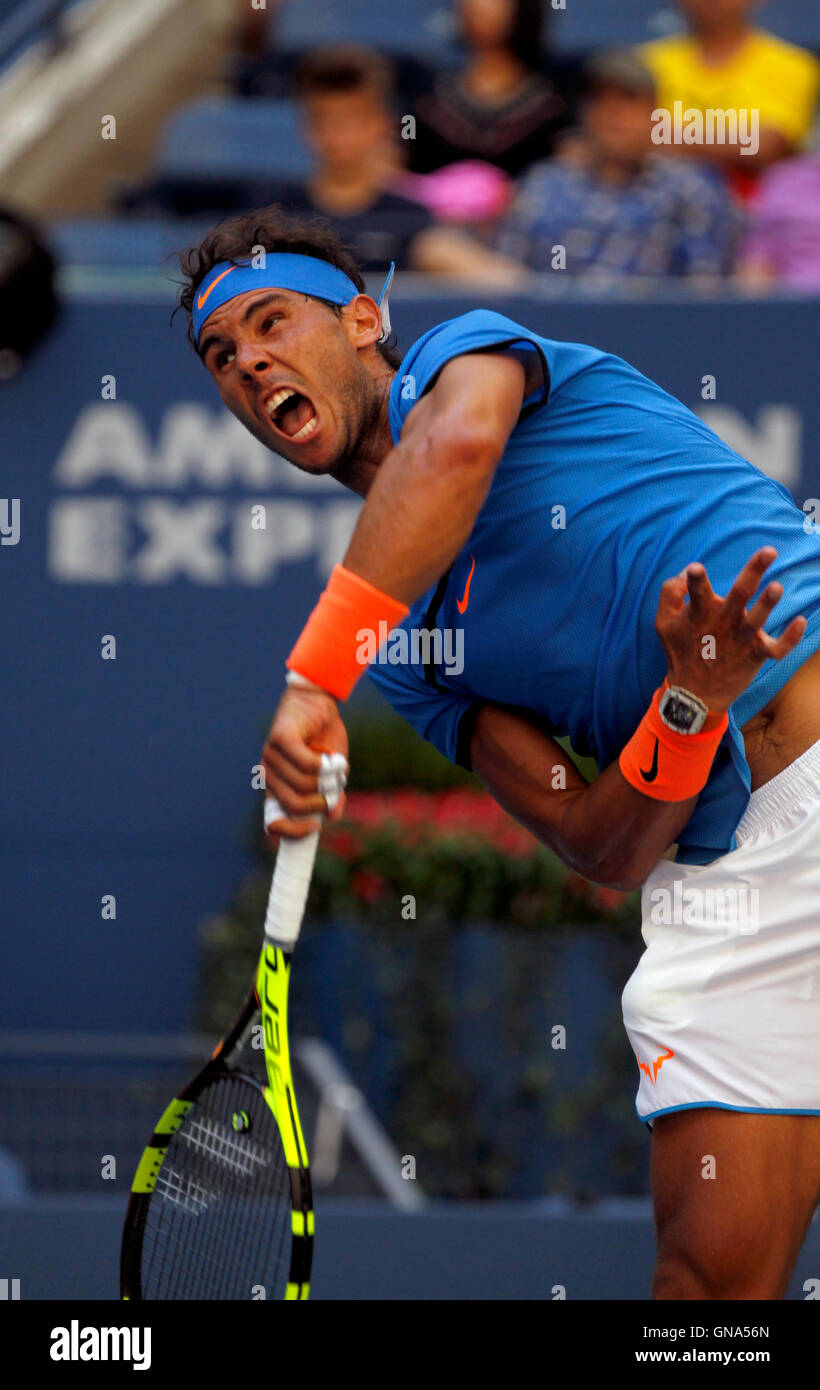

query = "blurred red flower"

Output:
[[341, 788, 530, 845], [351, 869, 387, 903], [323, 828, 362, 860]]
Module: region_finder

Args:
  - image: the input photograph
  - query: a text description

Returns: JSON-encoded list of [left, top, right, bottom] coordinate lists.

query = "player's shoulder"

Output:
[[396, 309, 546, 392], [404, 308, 544, 360], [391, 310, 550, 431]]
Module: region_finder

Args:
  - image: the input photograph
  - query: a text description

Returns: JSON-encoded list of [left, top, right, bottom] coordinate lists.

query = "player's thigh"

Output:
[[651, 1108, 820, 1292]]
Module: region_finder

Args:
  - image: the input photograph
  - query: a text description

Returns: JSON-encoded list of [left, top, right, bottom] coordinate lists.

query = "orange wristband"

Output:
[[287, 563, 410, 700], [619, 685, 728, 801]]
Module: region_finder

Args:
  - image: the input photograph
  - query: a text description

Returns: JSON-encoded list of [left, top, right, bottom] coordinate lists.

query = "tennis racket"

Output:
[[120, 751, 347, 1302]]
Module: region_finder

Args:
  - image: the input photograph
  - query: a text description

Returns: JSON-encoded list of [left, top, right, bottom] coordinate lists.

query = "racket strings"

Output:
[[139, 1073, 293, 1300]]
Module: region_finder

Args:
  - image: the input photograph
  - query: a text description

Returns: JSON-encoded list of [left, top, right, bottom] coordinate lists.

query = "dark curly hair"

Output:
[[176, 205, 401, 368]]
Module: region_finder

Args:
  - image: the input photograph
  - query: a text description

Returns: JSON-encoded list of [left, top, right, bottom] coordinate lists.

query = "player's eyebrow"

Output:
[[199, 292, 291, 362]]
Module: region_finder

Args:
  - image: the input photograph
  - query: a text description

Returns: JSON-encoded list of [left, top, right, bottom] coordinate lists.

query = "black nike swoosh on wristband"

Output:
[[640, 738, 660, 783]]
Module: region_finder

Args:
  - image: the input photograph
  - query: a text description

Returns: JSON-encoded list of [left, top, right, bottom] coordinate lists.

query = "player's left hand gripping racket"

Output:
[[120, 752, 347, 1301]]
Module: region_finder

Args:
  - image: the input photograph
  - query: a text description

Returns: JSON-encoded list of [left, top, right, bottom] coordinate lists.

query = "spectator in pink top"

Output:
[[739, 152, 820, 289]]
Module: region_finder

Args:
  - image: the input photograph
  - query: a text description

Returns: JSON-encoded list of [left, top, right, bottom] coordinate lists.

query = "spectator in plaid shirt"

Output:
[[496, 51, 741, 282]]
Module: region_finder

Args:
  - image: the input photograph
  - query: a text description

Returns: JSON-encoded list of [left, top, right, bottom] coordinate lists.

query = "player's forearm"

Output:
[[556, 764, 698, 889], [469, 703, 697, 891]]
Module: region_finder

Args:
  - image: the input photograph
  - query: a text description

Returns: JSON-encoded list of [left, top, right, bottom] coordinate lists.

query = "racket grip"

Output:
[[262, 750, 347, 947], [264, 831, 320, 948]]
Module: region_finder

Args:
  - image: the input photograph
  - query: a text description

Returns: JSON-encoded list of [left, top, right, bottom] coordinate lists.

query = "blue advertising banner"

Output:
[[2, 285, 818, 1028]]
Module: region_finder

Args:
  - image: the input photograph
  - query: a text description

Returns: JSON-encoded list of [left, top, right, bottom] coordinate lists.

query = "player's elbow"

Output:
[[594, 864, 647, 892], [428, 418, 503, 478], [554, 798, 644, 891], [584, 840, 672, 892], [561, 828, 650, 892], [570, 848, 646, 892], [560, 800, 675, 892]]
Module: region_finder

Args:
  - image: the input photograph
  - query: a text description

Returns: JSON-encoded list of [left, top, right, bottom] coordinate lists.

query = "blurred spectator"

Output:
[[264, 45, 524, 279], [0, 206, 58, 380], [407, 0, 569, 177], [262, 46, 430, 270], [118, 42, 526, 284], [640, 0, 820, 198], [738, 151, 820, 290], [235, 0, 279, 58], [494, 52, 740, 281]]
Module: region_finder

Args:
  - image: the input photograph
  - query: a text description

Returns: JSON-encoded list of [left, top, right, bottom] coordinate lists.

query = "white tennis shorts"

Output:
[[621, 735, 820, 1123]]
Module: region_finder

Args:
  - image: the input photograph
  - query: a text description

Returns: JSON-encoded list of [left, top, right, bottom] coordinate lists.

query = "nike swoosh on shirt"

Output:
[[456, 555, 476, 614], [196, 265, 236, 311], [640, 737, 660, 783]]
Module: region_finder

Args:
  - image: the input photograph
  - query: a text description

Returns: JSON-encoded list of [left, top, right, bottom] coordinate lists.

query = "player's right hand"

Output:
[[262, 686, 349, 839]]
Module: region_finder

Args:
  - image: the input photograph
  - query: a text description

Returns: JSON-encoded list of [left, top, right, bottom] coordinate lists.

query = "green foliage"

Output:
[[311, 821, 639, 931], [344, 703, 600, 790], [344, 705, 477, 789]]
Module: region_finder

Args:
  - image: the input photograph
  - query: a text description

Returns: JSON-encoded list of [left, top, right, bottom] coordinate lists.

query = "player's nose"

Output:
[[235, 339, 273, 378]]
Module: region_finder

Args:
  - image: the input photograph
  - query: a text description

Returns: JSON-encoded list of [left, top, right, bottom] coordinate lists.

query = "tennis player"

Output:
[[182, 209, 820, 1300]]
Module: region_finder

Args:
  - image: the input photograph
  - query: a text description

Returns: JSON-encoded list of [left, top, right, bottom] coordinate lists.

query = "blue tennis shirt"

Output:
[[367, 310, 820, 865]]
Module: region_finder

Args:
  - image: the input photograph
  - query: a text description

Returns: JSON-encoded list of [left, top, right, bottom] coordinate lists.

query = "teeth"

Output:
[[264, 387, 317, 442], [266, 388, 295, 417], [291, 414, 318, 441]]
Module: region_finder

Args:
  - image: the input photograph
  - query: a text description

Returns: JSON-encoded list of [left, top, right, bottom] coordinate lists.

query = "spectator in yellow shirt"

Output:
[[640, 0, 820, 197]]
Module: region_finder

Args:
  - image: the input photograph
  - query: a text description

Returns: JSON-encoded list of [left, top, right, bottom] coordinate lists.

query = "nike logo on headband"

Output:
[[197, 265, 236, 311]]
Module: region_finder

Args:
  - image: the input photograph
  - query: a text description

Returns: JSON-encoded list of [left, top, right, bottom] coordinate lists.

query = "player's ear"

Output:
[[342, 294, 383, 351]]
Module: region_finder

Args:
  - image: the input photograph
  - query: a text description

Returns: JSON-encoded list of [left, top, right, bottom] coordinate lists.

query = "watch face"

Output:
[[664, 692, 699, 731], [660, 687, 708, 734]]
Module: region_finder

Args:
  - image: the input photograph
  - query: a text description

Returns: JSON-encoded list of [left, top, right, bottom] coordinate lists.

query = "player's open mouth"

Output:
[[264, 387, 319, 443]]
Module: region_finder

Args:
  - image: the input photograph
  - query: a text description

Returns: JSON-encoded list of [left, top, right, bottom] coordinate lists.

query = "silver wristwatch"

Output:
[[658, 684, 710, 735]]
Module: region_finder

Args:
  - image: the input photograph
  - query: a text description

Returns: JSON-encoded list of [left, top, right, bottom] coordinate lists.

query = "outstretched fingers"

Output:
[[656, 570, 690, 623], [684, 562, 715, 620], [745, 580, 784, 632], [724, 547, 778, 621], [756, 614, 807, 661]]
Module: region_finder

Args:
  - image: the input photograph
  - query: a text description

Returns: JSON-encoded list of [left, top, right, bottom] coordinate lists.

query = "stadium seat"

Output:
[[251, 0, 818, 58], [233, 0, 459, 100], [156, 98, 312, 183], [50, 217, 215, 267], [274, 0, 458, 60]]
